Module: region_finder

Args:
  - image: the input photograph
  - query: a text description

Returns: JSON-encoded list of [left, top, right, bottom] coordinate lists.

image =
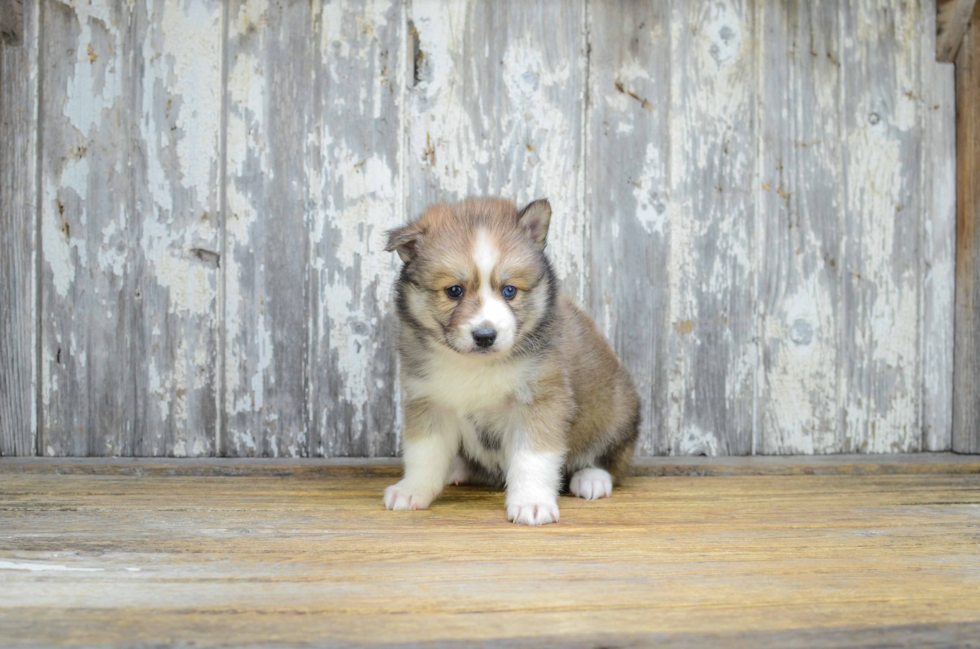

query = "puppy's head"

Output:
[[386, 197, 555, 357]]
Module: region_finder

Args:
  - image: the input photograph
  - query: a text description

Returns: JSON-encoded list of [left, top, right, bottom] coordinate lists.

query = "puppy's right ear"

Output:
[[518, 199, 551, 250], [385, 222, 423, 263]]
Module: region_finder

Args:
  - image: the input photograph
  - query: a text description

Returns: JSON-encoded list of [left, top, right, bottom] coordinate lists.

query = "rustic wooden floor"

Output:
[[2, 457, 980, 648]]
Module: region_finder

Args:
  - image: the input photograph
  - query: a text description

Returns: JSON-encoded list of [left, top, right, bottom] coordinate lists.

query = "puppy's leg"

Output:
[[445, 455, 471, 486], [505, 436, 564, 526], [568, 403, 639, 500], [384, 401, 459, 511], [569, 467, 613, 500]]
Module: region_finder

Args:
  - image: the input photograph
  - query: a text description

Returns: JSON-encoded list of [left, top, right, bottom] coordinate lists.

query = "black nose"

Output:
[[472, 328, 497, 349]]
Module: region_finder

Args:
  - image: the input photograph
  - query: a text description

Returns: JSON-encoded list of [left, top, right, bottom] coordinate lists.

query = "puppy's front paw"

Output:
[[506, 500, 560, 526], [383, 481, 436, 511], [569, 467, 613, 500]]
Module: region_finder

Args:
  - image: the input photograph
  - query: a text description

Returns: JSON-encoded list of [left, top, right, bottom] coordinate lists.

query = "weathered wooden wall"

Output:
[[0, 0, 958, 457]]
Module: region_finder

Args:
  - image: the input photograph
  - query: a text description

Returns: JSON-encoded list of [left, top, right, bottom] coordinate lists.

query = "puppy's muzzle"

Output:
[[472, 328, 497, 349]]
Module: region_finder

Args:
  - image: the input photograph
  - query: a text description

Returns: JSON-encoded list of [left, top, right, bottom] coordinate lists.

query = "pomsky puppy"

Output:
[[383, 197, 639, 525]]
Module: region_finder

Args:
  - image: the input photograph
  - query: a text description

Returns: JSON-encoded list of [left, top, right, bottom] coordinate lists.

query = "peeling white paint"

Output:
[[317, 144, 399, 438], [666, 0, 755, 455], [703, 3, 742, 66], [677, 424, 720, 456], [836, 0, 926, 453], [223, 0, 270, 444], [160, 1, 221, 207], [42, 151, 92, 299], [230, 429, 258, 454], [138, 2, 221, 320], [251, 313, 273, 413], [762, 273, 839, 454], [844, 118, 920, 451], [60, 2, 123, 136], [633, 142, 668, 236], [142, 224, 215, 316], [42, 188, 75, 300]]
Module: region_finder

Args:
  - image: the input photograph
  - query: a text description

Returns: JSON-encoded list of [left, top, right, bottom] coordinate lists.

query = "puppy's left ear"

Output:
[[385, 222, 423, 263], [518, 199, 551, 250]]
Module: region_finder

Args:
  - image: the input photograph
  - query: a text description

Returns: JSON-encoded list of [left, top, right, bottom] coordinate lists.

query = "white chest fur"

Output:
[[404, 350, 532, 415]]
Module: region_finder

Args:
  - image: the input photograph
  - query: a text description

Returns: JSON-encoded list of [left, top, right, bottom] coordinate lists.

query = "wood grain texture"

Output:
[[936, 0, 977, 62], [667, 0, 757, 455], [953, 2, 980, 453], [39, 0, 136, 456], [585, 0, 670, 455], [223, 0, 405, 457], [406, 0, 587, 300], [1, 468, 979, 646], [839, 0, 924, 453], [39, 0, 221, 456], [135, 0, 222, 457], [309, 0, 405, 458], [222, 0, 317, 457], [0, 0, 37, 456], [0, 0, 23, 45], [921, 1, 957, 451], [757, 0, 843, 454]]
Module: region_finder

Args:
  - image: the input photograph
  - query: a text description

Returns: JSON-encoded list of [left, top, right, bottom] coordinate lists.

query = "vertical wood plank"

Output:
[[40, 0, 140, 456], [224, 0, 405, 457], [406, 0, 587, 300], [585, 0, 670, 455], [135, 0, 222, 456], [839, 0, 923, 453], [953, 1, 980, 453], [0, 0, 37, 456], [39, 0, 221, 456], [667, 0, 757, 455], [921, 0, 956, 451], [757, 0, 842, 454], [309, 0, 406, 457], [223, 0, 315, 456], [936, 0, 977, 62]]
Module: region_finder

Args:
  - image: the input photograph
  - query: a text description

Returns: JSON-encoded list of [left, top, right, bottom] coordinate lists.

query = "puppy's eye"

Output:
[[501, 285, 517, 300], [445, 285, 464, 300]]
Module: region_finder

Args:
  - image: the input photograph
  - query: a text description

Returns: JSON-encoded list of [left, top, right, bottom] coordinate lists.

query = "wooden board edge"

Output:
[[953, 1, 980, 452], [1, 454, 978, 477]]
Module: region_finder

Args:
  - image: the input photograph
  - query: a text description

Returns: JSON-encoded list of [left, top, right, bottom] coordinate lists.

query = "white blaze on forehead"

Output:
[[468, 230, 516, 350], [473, 229, 498, 284]]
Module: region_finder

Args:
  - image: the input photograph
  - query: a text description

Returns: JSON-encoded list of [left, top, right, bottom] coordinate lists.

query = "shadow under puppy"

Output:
[[384, 197, 639, 525]]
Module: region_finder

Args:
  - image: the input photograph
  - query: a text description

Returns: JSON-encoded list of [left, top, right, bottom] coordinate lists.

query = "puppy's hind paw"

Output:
[[383, 481, 436, 511], [444, 456, 471, 486], [569, 468, 613, 500], [506, 501, 560, 526]]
